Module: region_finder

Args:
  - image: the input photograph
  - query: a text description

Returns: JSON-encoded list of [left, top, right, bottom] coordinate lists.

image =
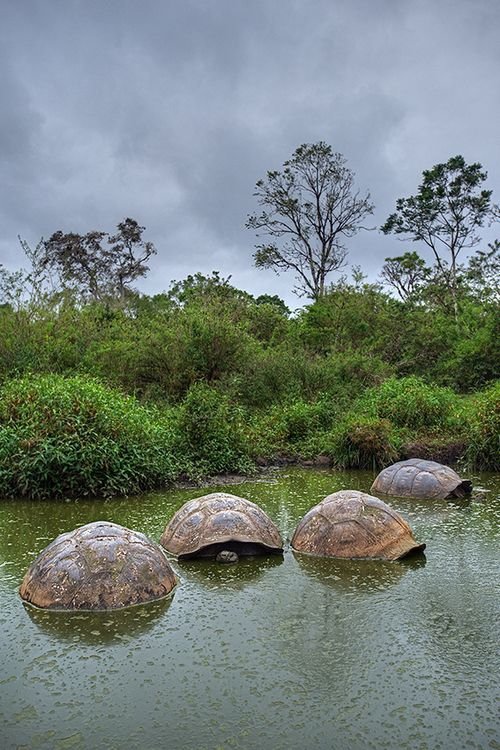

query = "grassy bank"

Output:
[[0, 373, 497, 499]]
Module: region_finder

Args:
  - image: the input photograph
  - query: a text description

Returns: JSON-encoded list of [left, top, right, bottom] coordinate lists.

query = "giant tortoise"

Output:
[[291, 490, 425, 560], [160, 492, 283, 561], [19, 521, 177, 610], [371, 459, 472, 499]]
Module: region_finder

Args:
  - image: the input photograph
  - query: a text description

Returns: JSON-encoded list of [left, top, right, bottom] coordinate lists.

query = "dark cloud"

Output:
[[1, 0, 498, 304]]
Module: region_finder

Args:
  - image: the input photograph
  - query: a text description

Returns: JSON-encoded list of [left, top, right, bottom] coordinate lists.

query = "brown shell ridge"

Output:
[[376, 503, 412, 533], [351, 518, 379, 543], [360, 494, 411, 536], [385, 469, 400, 494]]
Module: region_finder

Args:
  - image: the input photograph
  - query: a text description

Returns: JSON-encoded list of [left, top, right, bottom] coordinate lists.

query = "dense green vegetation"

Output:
[[0, 375, 178, 499], [0, 264, 497, 498], [0, 149, 498, 497]]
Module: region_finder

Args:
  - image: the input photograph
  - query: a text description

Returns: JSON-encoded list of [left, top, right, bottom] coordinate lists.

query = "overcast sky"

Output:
[[1, 0, 499, 306]]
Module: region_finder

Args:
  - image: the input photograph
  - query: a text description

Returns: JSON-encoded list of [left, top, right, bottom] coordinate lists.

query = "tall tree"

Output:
[[107, 218, 157, 303], [42, 218, 156, 303], [246, 142, 373, 300], [381, 155, 498, 318]]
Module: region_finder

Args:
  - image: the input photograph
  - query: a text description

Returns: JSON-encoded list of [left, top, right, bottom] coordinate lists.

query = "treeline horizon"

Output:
[[2, 146, 499, 309]]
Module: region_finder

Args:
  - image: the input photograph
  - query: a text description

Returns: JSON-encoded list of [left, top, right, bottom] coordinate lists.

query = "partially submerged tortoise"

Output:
[[160, 492, 283, 561], [19, 521, 177, 610], [291, 490, 425, 560], [371, 459, 472, 500]]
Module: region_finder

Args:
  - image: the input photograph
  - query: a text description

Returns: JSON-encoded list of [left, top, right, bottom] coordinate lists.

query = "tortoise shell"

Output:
[[291, 490, 425, 560], [19, 521, 177, 610], [160, 492, 283, 559], [371, 459, 472, 499]]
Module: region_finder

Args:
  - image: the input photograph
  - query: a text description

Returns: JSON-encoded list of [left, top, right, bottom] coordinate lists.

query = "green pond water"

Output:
[[0, 468, 499, 750]]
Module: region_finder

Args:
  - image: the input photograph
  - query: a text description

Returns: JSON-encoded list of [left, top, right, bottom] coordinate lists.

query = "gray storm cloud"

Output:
[[1, 0, 498, 305]]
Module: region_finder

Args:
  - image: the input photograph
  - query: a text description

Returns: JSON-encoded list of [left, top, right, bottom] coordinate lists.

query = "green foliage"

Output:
[[326, 416, 402, 469], [359, 376, 461, 430], [319, 351, 393, 398], [248, 397, 338, 459], [245, 302, 289, 344], [0, 374, 177, 499], [441, 302, 500, 391], [381, 155, 497, 317], [228, 343, 304, 408], [381, 156, 494, 249], [380, 251, 431, 301], [254, 294, 290, 314], [465, 241, 500, 303], [0, 253, 496, 492], [312, 376, 468, 469], [167, 271, 255, 310], [298, 283, 404, 360], [175, 382, 252, 476], [465, 382, 500, 470]]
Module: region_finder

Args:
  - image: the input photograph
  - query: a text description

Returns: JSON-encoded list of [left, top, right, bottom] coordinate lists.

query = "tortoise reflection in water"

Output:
[[291, 490, 425, 561], [19, 521, 177, 610], [160, 492, 283, 562], [371, 458, 472, 500]]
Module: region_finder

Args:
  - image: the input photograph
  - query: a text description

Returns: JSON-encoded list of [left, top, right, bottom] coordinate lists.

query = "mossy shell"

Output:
[[291, 490, 425, 560], [160, 492, 283, 559], [371, 459, 472, 499], [19, 521, 177, 610]]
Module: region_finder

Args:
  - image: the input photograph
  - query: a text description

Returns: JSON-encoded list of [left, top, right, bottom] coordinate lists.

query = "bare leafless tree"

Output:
[[246, 142, 373, 300]]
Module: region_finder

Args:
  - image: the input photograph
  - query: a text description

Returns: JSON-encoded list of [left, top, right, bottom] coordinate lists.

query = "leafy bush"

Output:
[[175, 382, 253, 476], [464, 381, 500, 470], [325, 351, 392, 392], [246, 397, 340, 460], [441, 309, 500, 392], [326, 416, 403, 469], [0, 374, 178, 499], [278, 399, 336, 442], [359, 376, 460, 430]]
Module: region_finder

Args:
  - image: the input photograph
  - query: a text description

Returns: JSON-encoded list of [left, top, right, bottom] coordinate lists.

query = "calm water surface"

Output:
[[0, 468, 499, 750]]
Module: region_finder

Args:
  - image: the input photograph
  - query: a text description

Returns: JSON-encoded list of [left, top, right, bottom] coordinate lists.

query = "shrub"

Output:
[[175, 382, 253, 476], [246, 396, 340, 460], [0, 374, 178, 499], [359, 376, 460, 430], [230, 343, 307, 408], [326, 416, 403, 469], [324, 351, 393, 393], [278, 399, 336, 443], [464, 381, 500, 470]]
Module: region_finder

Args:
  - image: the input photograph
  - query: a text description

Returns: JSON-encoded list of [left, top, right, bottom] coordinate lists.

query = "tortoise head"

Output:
[[216, 550, 239, 564]]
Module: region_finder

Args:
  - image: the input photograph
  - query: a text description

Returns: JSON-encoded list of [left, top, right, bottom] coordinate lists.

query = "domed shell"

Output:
[[291, 490, 425, 560], [371, 459, 472, 499], [160, 492, 283, 559], [19, 521, 177, 610]]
